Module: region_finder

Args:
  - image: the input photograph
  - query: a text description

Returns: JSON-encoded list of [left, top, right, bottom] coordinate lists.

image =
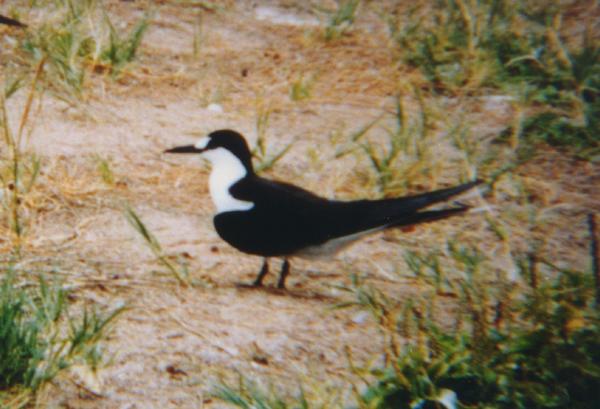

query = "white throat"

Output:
[[202, 147, 254, 213]]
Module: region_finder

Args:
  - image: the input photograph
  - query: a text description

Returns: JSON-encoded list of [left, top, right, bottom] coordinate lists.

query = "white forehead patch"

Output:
[[195, 136, 210, 149]]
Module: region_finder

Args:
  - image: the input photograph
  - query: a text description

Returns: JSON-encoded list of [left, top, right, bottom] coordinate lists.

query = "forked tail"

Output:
[[331, 180, 483, 237], [387, 180, 482, 227], [387, 179, 482, 213]]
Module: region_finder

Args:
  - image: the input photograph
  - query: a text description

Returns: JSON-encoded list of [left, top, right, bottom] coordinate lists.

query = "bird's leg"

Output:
[[252, 258, 269, 287], [276, 259, 291, 289]]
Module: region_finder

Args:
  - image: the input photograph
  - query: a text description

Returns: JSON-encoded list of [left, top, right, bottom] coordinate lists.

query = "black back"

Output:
[[214, 176, 330, 256]]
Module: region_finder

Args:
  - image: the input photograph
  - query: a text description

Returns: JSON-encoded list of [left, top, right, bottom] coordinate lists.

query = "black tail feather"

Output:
[[391, 205, 470, 227], [329, 180, 482, 238], [361, 179, 482, 226], [387, 179, 482, 213]]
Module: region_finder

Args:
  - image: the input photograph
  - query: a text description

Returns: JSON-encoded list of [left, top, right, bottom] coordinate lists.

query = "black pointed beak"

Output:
[[164, 145, 205, 154]]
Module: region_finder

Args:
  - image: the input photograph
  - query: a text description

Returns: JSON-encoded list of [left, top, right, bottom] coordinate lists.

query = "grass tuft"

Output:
[[95, 155, 115, 186], [213, 374, 343, 409], [345, 247, 600, 408], [124, 206, 194, 287], [357, 93, 435, 196], [322, 0, 361, 41], [220, 235, 600, 408], [290, 73, 316, 101], [97, 10, 150, 77], [252, 102, 294, 173], [18, 1, 150, 102], [0, 59, 45, 254], [385, 0, 599, 157], [0, 272, 122, 402]]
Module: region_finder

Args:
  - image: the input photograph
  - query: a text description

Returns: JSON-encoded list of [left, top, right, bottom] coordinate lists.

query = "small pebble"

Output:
[[207, 103, 223, 113], [351, 311, 370, 325]]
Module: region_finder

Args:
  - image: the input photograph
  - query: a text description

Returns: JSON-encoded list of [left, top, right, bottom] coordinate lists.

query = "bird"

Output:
[[165, 129, 481, 289]]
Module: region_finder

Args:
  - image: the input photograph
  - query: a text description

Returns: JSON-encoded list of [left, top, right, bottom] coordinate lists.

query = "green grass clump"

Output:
[[320, 0, 361, 41], [99, 12, 149, 76], [347, 258, 600, 408], [216, 379, 310, 409], [252, 102, 294, 173], [213, 375, 344, 409], [22, 24, 88, 99], [386, 0, 599, 156], [387, 1, 549, 90], [500, 110, 599, 160], [0, 272, 122, 402], [216, 244, 599, 409], [290, 73, 316, 101], [338, 93, 436, 197], [19, 0, 150, 101]]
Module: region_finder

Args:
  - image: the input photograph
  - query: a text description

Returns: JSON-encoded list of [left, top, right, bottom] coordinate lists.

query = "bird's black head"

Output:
[[164, 129, 254, 172], [203, 130, 252, 159]]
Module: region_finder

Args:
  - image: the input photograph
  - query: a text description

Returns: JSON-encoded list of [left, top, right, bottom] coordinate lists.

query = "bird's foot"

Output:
[[236, 259, 291, 290], [241, 258, 269, 288], [276, 259, 291, 289]]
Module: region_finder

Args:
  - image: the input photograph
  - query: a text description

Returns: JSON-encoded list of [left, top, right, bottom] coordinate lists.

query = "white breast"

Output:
[[203, 148, 254, 213]]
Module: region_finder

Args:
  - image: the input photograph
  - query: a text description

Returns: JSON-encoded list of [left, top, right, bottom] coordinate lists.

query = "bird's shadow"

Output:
[[234, 282, 339, 302]]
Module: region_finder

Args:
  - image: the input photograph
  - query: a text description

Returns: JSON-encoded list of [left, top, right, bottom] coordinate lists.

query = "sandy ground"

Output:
[[1, 1, 598, 408]]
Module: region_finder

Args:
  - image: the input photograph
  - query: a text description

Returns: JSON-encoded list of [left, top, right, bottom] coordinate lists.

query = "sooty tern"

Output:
[[165, 129, 481, 289]]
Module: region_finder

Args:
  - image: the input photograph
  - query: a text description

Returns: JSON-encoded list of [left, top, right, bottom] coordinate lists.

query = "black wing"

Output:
[[217, 176, 481, 257], [217, 176, 333, 256]]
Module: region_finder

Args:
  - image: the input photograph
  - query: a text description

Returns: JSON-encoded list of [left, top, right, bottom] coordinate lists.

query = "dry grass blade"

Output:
[[124, 206, 190, 286], [254, 141, 294, 173], [0, 389, 30, 409], [17, 58, 46, 147], [334, 115, 382, 158], [0, 58, 46, 253], [0, 273, 122, 401]]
